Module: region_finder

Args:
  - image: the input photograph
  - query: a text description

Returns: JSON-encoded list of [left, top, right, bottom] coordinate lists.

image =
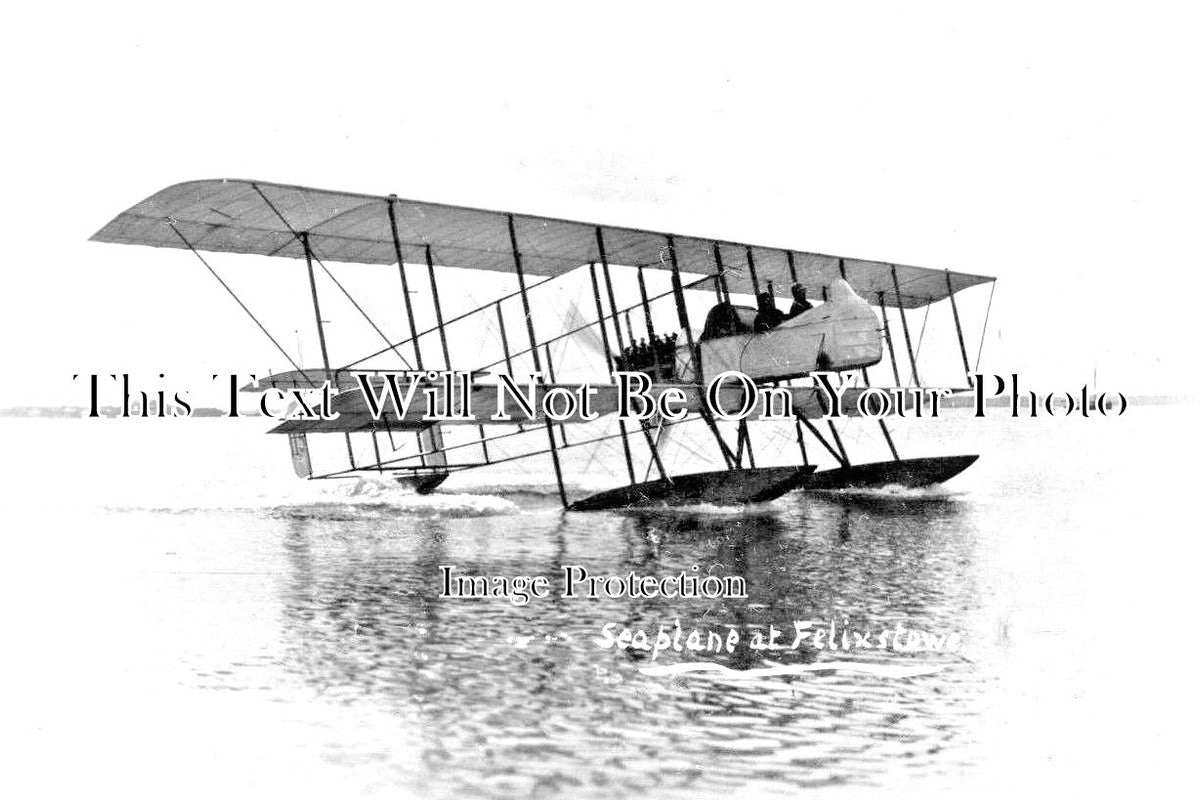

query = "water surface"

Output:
[[3, 408, 1193, 797]]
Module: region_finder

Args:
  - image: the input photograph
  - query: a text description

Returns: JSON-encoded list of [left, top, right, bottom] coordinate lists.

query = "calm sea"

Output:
[[3, 405, 1195, 798]]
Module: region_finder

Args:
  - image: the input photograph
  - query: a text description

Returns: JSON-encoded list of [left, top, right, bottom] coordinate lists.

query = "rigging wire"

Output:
[[340, 274, 557, 370], [167, 222, 313, 387], [974, 282, 997, 372], [249, 183, 412, 370], [914, 303, 932, 358], [315, 252, 413, 369]]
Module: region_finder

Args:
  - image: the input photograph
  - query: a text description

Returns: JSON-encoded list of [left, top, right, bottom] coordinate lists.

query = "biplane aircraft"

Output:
[[91, 179, 995, 510]]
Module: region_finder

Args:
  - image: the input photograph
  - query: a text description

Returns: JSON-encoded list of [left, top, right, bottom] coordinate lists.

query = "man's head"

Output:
[[791, 283, 807, 302]]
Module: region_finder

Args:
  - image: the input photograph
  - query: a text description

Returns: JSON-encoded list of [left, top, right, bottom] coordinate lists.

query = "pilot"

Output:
[[787, 283, 813, 318], [753, 291, 786, 332]]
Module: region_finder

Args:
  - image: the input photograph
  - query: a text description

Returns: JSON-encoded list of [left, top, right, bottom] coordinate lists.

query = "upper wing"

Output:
[[91, 178, 994, 308]]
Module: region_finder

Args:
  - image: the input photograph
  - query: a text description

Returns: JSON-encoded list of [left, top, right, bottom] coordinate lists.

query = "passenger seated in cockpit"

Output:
[[753, 290, 786, 333], [700, 302, 755, 341], [786, 283, 813, 319]]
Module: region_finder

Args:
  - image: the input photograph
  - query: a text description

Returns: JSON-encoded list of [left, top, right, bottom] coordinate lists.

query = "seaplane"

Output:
[[90, 179, 996, 510]]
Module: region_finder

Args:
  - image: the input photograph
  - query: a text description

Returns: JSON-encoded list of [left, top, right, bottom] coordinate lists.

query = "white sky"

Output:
[[4, 1, 1198, 405]]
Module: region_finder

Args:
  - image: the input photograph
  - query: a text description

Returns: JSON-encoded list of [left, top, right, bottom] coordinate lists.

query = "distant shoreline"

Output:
[[1, 395, 1192, 419], [0, 405, 258, 418]]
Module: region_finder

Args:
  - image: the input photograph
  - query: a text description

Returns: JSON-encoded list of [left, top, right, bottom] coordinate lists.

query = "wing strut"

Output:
[[494, 296, 527, 437], [745, 245, 761, 296], [877, 291, 903, 386], [714, 243, 731, 301], [636, 266, 657, 340], [668, 236, 736, 470], [890, 264, 922, 387], [588, 261, 637, 486], [636, 265, 664, 377], [424, 244, 490, 462], [543, 343, 568, 447], [251, 183, 412, 370], [387, 197, 424, 369], [508, 214, 568, 507], [300, 232, 332, 374], [598, 230, 669, 482], [945, 269, 973, 384], [300, 231, 356, 468], [666, 236, 699, 375], [385, 209, 432, 470]]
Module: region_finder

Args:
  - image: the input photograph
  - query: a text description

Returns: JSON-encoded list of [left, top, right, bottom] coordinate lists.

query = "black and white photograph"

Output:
[[4, 3, 1198, 797]]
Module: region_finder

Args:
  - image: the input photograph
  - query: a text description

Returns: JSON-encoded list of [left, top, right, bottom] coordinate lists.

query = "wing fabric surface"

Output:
[[92, 179, 994, 309]]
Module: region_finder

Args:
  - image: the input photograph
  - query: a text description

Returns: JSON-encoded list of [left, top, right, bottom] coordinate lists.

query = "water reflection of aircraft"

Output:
[[273, 510, 975, 789], [275, 493, 973, 705], [92, 180, 995, 509]]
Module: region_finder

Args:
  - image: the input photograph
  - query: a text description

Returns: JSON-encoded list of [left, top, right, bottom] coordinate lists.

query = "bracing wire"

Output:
[[167, 222, 314, 387], [249, 183, 412, 370], [974, 281, 997, 372]]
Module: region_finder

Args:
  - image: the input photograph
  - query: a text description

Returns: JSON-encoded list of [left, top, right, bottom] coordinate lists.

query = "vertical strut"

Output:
[[713, 243, 730, 301], [666, 237, 698, 375], [891, 265, 922, 387], [496, 304, 514, 374], [301, 231, 352, 467], [745, 245, 761, 296], [599, 229, 667, 482], [668, 236, 734, 468], [588, 263, 616, 369], [387, 198, 423, 370], [636, 266, 657, 374], [945, 270, 971, 382], [508, 214, 566, 507], [301, 232, 331, 374], [878, 291, 902, 386], [495, 304, 524, 435], [426, 245, 488, 461], [588, 261, 637, 485], [371, 428, 384, 472], [544, 343, 568, 447], [387, 200, 428, 469], [425, 245, 451, 369], [506, 216, 541, 373], [786, 251, 799, 284], [636, 266, 656, 339]]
